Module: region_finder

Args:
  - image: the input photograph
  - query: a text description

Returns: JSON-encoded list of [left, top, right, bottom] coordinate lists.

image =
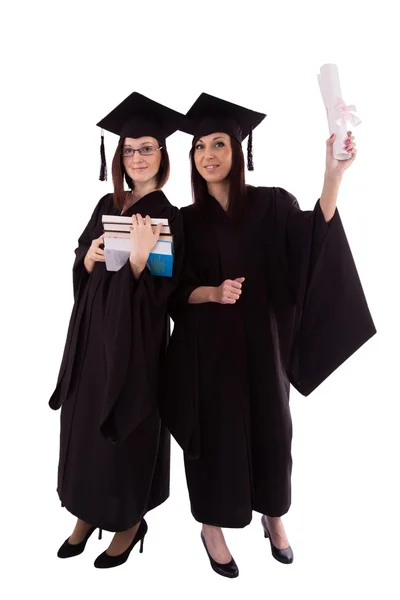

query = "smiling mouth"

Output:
[[132, 166, 148, 171], [204, 165, 219, 170]]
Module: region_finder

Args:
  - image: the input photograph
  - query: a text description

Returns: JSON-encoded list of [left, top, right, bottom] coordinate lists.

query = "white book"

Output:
[[104, 231, 173, 242], [102, 215, 169, 225], [103, 223, 171, 235], [102, 215, 170, 234], [104, 236, 172, 255]]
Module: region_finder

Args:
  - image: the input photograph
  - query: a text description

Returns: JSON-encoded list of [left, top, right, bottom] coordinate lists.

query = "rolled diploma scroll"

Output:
[[317, 63, 361, 160]]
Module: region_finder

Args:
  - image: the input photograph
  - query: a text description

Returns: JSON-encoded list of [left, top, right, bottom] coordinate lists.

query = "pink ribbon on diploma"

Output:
[[332, 99, 361, 128]]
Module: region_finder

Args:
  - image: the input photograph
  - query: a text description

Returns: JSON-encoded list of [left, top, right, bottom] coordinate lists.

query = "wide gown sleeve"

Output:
[[48, 194, 110, 410], [273, 187, 376, 395]]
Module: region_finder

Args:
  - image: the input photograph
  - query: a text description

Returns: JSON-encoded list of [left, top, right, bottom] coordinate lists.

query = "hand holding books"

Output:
[[129, 214, 162, 269], [84, 235, 106, 273], [101, 214, 174, 276]]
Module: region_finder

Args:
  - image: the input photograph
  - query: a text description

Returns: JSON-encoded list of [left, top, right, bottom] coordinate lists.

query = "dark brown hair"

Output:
[[111, 139, 170, 211], [190, 136, 248, 222]]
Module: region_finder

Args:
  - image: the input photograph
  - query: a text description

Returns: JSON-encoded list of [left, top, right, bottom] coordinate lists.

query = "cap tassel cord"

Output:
[[99, 129, 107, 181], [247, 126, 254, 171]]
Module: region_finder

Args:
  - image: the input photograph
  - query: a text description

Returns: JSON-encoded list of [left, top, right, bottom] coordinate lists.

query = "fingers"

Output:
[[326, 132, 356, 155], [346, 148, 357, 163], [230, 277, 245, 290], [131, 214, 156, 229], [327, 132, 356, 149], [154, 222, 162, 238], [89, 248, 105, 262], [221, 287, 237, 303], [221, 295, 240, 304], [227, 279, 244, 289], [344, 134, 356, 153], [89, 236, 105, 262], [144, 215, 161, 237], [130, 213, 144, 228], [226, 288, 241, 300], [93, 235, 104, 248], [220, 278, 245, 304]]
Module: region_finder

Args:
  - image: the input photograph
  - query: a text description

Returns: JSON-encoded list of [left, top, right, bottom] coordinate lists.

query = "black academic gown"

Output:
[[160, 186, 375, 528], [49, 190, 183, 532]]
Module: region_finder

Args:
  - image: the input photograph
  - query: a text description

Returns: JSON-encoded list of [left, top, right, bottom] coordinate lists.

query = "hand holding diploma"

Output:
[[318, 63, 361, 161]]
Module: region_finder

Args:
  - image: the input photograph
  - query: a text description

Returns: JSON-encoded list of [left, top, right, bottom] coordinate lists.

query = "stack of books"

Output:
[[101, 215, 174, 276]]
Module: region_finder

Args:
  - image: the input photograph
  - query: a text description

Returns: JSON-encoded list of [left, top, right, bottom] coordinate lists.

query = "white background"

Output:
[[1, 1, 399, 598]]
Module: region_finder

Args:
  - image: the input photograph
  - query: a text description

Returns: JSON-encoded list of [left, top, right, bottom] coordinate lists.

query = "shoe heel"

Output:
[[139, 537, 144, 553], [98, 529, 103, 540], [261, 516, 269, 538]]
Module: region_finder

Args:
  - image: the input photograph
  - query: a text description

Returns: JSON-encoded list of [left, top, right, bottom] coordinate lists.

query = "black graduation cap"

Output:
[[96, 92, 188, 181], [185, 93, 267, 171]]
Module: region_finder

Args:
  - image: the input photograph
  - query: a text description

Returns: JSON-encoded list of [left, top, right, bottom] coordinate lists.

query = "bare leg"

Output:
[[264, 516, 290, 550], [202, 525, 232, 564], [105, 522, 141, 557], [68, 519, 93, 544]]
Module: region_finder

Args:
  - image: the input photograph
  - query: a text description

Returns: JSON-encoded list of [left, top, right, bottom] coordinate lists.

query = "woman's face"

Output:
[[193, 132, 232, 183], [122, 136, 162, 184]]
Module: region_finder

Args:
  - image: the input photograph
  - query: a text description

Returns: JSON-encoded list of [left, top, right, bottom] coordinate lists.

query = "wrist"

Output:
[[208, 287, 218, 303], [84, 254, 94, 273], [129, 253, 148, 269], [323, 171, 342, 187]]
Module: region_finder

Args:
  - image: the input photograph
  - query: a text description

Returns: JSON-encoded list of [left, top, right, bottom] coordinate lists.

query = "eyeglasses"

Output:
[[122, 145, 163, 157]]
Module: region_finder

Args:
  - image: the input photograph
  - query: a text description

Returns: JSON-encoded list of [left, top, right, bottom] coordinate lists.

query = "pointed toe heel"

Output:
[[57, 526, 98, 559], [261, 516, 294, 564], [94, 519, 147, 569], [201, 532, 239, 578]]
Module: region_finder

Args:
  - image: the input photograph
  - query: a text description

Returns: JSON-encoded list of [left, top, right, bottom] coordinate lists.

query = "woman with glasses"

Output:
[[161, 93, 376, 578], [49, 92, 187, 569]]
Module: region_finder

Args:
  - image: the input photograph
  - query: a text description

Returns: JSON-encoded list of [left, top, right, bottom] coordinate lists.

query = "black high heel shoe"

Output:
[[57, 527, 102, 558], [201, 532, 239, 578], [261, 515, 293, 564], [94, 519, 147, 569]]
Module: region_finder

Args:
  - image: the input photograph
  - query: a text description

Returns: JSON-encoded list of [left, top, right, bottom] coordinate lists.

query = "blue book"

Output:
[[147, 240, 174, 277]]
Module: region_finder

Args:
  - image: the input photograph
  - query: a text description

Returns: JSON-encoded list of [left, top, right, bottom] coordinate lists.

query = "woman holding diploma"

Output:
[[49, 92, 186, 568], [161, 93, 375, 578]]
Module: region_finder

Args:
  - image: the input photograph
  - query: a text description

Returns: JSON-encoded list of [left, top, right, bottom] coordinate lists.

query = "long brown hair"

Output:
[[190, 136, 248, 222], [111, 139, 170, 211]]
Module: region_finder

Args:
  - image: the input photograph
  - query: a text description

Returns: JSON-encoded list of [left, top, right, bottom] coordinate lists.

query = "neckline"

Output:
[[119, 189, 165, 216]]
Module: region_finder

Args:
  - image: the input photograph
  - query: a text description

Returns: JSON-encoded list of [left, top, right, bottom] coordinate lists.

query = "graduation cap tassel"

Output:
[[247, 126, 254, 171], [99, 129, 107, 181]]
